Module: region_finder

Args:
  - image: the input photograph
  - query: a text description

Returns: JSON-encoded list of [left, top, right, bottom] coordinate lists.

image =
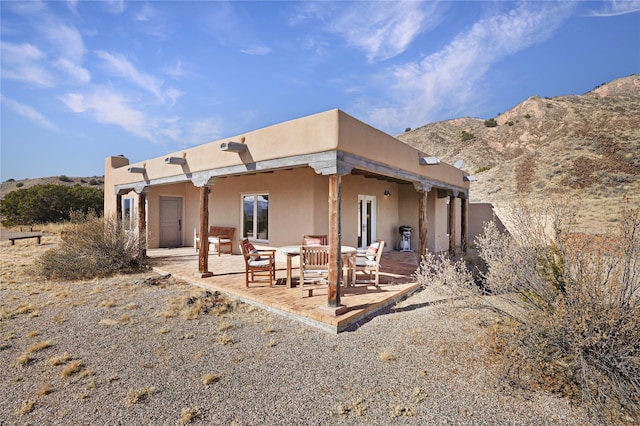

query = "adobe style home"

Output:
[[104, 109, 471, 308]]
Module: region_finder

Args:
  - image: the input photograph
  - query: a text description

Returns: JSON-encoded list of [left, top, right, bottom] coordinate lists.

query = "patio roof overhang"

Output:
[[114, 149, 468, 198]]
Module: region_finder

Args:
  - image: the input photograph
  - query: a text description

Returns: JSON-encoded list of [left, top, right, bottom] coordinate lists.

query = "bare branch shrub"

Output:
[[413, 251, 478, 298], [36, 212, 146, 280], [474, 199, 639, 424]]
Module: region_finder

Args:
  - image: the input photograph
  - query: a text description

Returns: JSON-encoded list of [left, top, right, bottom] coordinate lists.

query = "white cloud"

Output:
[[41, 21, 85, 64], [60, 89, 153, 140], [590, 0, 640, 16], [104, 0, 126, 14], [0, 94, 60, 131], [240, 45, 272, 55], [54, 58, 90, 84], [3, 2, 88, 87], [364, 2, 574, 131], [95, 51, 167, 101], [292, 1, 443, 62], [0, 41, 54, 87], [331, 1, 441, 62]]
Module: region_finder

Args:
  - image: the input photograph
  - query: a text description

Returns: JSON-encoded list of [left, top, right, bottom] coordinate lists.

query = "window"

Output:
[[122, 197, 136, 231], [242, 194, 269, 241]]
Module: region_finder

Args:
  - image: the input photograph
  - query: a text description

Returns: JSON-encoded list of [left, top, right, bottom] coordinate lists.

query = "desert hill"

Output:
[[397, 75, 640, 233], [1, 175, 104, 197]]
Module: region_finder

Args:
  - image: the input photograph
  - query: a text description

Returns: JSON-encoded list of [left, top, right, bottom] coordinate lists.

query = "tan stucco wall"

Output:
[[104, 109, 470, 254], [104, 109, 469, 193], [134, 168, 424, 253]]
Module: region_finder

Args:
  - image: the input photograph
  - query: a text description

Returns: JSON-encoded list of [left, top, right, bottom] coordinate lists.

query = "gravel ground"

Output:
[[1, 240, 590, 425]]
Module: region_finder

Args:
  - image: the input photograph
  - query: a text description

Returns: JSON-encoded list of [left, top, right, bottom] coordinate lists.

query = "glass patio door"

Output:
[[357, 195, 376, 249]]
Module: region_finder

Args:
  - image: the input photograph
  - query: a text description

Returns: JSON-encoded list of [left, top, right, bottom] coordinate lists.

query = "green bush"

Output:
[[0, 184, 103, 226], [474, 166, 491, 174], [36, 212, 146, 280], [58, 175, 73, 182], [484, 118, 498, 127], [460, 130, 475, 141]]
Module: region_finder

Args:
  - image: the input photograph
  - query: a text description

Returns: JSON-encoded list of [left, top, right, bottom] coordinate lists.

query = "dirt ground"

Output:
[[1, 235, 590, 425]]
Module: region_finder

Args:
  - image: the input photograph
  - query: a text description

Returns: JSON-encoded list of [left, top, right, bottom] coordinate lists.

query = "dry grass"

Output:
[[1, 304, 37, 320], [125, 386, 156, 407], [201, 373, 220, 386], [379, 351, 395, 362], [37, 383, 53, 396], [177, 406, 200, 425], [28, 340, 53, 353], [49, 352, 72, 366], [60, 360, 84, 377], [17, 399, 35, 416], [14, 352, 34, 366], [217, 334, 233, 346]]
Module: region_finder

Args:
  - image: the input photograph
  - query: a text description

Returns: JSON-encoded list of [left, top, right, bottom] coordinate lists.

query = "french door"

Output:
[[357, 195, 376, 249]]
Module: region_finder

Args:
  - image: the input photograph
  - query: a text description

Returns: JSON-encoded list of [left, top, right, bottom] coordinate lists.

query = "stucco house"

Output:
[[104, 109, 471, 307]]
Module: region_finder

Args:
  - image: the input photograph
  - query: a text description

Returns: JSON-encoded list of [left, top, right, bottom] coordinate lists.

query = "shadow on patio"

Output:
[[146, 247, 422, 333]]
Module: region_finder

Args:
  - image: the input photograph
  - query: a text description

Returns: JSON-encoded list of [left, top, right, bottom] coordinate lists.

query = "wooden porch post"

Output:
[[414, 182, 431, 258], [116, 194, 122, 220], [198, 186, 213, 277], [448, 193, 456, 257], [418, 190, 428, 257], [460, 194, 468, 254], [137, 192, 147, 258], [327, 174, 342, 308]]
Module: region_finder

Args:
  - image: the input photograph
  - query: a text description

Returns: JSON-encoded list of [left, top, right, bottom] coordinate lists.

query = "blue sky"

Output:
[[1, 1, 639, 180]]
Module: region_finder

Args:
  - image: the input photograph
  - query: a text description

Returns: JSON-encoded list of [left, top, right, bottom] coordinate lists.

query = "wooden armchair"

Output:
[[239, 239, 276, 288], [302, 235, 327, 246], [299, 245, 330, 297], [355, 240, 385, 287]]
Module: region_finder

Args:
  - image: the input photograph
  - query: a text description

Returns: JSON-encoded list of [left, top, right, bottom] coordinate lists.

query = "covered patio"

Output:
[[147, 247, 421, 333]]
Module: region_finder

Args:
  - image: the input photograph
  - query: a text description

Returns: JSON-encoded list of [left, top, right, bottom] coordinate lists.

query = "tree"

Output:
[[0, 184, 104, 226]]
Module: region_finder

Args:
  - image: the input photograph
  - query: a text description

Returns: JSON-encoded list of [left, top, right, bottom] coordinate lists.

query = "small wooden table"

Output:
[[278, 245, 356, 288]]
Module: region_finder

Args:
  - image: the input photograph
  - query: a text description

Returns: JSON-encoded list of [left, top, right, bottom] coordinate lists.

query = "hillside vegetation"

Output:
[[398, 75, 640, 233]]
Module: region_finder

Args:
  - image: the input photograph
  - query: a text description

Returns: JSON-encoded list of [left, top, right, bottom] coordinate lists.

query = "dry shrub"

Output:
[[125, 386, 156, 407], [36, 212, 146, 280], [201, 373, 220, 385], [177, 406, 199, 425], [474, 198, 639, 424], [60, 360, 83, 377], [413, 251, 478, 297]]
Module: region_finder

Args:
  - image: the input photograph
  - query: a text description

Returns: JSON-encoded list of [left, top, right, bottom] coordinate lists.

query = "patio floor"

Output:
[[147, 247, 422, 333]]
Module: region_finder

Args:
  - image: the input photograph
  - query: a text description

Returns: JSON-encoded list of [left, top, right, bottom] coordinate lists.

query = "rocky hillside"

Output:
[[1, 175, 104, 197], [397, 75, 640, 233]]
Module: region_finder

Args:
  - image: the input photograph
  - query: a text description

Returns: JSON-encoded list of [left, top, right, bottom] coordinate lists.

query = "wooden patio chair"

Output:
[[239, 238, 276, 288], [302, 234, 327, 246], [299, 245, 330, 297], [208, 226, 234, 256], [354, 240, 385, 287]]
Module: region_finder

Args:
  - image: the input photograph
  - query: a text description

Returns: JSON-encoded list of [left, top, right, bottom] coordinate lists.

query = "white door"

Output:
[[357, 195, 376, 249], [159, 197, 182, 248]]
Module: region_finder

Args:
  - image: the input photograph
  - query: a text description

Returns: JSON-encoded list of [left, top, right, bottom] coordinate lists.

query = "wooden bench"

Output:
[[195, 226, 235, 256], [8, 234, 42, 245]]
